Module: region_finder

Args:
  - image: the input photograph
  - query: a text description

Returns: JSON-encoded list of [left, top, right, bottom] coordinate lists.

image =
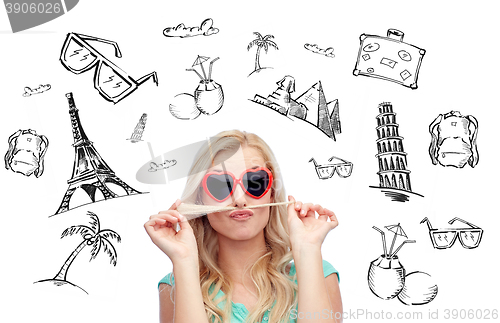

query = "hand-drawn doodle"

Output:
[[60, 33, 158, 104], [369, 102, 423, 202], [149, 160, 177, 172], [420, 217, 483, 249], [353, 29, 426, 89], [429, 111, 479, 168], [23, 84, 51, 97], [304, 44, 335, 58], [54, 93, 145, 215], [247, 32, 279, 76], [309, 156, 352, 179], [5, 129, 49, 178], [369, 224, 438, 305], [251, 76, 341, 140], [127, 113, 147, 143], [169, 55, 224, 119], [163, 18, 219, 38], [34, 211, 121, 294]]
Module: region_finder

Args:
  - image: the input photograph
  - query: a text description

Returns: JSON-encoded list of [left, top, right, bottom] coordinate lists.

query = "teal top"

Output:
[[158, 260, 339, 323]]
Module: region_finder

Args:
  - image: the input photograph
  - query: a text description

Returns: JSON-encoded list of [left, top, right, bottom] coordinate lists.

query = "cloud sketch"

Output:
[[304, 43, 335, 58], [163, 18, 219, 38]]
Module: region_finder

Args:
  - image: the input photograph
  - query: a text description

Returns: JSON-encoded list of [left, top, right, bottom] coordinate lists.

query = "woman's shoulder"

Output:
[[158, 272, 175, 289], [288, 259, 340, 282]]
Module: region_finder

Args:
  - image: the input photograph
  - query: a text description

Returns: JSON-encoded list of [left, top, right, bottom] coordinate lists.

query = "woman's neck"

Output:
[[217, 232, 268, 285]]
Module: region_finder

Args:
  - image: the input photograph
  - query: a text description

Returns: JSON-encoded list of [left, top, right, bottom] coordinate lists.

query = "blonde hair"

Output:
[[174, 130, 297, 323]]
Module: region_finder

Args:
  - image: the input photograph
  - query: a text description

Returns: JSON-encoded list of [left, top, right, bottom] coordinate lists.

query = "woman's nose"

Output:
[[231, 184, 247, 207]]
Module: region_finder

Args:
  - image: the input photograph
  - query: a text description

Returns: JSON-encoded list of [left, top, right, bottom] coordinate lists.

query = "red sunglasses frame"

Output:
[[202, 167, 273, 202]]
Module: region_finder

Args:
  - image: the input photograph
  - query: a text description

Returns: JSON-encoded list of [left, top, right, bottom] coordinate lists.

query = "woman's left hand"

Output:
[[287, 195, 339, 249]]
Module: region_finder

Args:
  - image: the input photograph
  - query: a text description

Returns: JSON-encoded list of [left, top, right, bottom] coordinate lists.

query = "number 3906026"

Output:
[[5, 2, 61, 14]]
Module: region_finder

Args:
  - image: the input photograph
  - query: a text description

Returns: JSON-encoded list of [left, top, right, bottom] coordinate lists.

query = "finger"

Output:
[[300, 203, 316, 217], [144, 218, 166, 233], [294, 200, 303, 213], [325, 208, 339, 228], [169, 199, 182, 211], [151, 213, 181, 224], [312, 204, 328, 221], [176, 213, 193, 232], [287, 195, 300, 221]]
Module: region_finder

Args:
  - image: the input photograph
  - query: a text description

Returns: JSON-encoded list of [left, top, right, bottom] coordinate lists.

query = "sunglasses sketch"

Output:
[[169, 55, 224, 120], [369, 224, 438, 305], [369, 102, 423, 202], [309, 156, 352, 180], [421, 217, 483, 249], [60, 33, 158, 104], [251, 75, 341, 140], [247, 32, 279, 77], [54, 93, 145, 216], [304, 43, 335, 58], [127, 113, 147, 143], [163, 18, 219, 38], [22, 84, 51, 97], [429, 111, 479, 168], [5, 129, 49, 178], [34, 211, 121, 295], [353, 29, 426, 89]]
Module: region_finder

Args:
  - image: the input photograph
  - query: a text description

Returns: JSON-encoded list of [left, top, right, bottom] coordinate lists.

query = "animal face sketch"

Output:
[[429, 111, 479, 168], [5, 129, 49, 178]]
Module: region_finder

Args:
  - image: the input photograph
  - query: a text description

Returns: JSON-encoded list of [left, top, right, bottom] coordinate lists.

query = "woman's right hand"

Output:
[[144, 199, 199, 263]]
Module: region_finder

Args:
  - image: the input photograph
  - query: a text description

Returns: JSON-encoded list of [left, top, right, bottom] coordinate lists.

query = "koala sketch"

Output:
[[4, 129, 49, 177], [429, 111, 478, 168]]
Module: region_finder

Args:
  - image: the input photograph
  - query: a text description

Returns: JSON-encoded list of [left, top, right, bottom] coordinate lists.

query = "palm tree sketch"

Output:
[[247, 32, 278, 76], [34, 211, 121, 294]]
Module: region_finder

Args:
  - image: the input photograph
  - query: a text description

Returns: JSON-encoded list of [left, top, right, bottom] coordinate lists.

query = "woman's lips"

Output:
[[229, 209, 253, 220]]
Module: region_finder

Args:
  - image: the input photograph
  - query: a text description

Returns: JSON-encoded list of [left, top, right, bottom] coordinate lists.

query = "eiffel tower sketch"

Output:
[[54, 93, 144, 215]]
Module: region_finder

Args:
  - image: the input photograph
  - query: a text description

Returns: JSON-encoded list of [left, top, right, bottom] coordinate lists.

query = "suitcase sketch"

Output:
[[353, 29, 426, 89]]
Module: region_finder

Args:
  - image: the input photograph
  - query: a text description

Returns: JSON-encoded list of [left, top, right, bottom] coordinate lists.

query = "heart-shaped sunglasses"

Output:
[[202, 167, 273, 202]]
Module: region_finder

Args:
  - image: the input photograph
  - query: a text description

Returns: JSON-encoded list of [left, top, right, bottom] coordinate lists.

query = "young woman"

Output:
[[145, 130, 342, 323]]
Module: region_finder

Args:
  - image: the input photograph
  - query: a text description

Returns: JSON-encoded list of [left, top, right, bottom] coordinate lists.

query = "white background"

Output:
[[1, 0, 499, 322]]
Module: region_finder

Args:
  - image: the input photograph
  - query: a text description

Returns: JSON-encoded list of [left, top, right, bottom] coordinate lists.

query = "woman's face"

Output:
[[201, 146, 273, 242]]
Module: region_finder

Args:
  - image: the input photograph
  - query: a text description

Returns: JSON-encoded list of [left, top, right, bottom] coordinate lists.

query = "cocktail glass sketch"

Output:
[[369, 224, 438, 305]]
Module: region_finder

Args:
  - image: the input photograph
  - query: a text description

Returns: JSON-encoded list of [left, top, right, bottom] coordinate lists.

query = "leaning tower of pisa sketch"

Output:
[[369, 102, 423, 202]]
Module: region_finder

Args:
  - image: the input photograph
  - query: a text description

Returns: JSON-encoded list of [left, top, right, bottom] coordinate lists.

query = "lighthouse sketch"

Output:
[[127, 113, 147, 143], [369, 102, 423, 202]]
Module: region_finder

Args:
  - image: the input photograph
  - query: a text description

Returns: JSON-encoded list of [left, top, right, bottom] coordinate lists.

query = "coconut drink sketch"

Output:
[[34, 211, 121, 294], [368, 224, 438, 305], [169, 55, 224, 120]]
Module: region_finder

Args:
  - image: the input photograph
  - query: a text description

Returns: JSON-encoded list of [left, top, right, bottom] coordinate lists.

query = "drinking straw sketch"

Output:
[[420, 217, 483, 249], [23, 84, 51, 97], [309, 156, 352, 180], [5, 129, 49, 178], [369, 224, 438, 306], [369, 102, 423, 202], [429, 111, 479, 168], [353, 29, 426, 89], [54, 93, 145, 215], [251, 75, 341, 140], [304, 44, 335, 58], [60, 33, 158, 104], [247, 32, 279, 76], [34, 211, 121, 295], [127, 113, 147, 143], [169, 55, 224, 120], [163, 18, 219, 38]]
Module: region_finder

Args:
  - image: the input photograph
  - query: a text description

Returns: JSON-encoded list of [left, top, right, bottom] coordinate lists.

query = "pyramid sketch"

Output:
[[251, 75, 341, 140]]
